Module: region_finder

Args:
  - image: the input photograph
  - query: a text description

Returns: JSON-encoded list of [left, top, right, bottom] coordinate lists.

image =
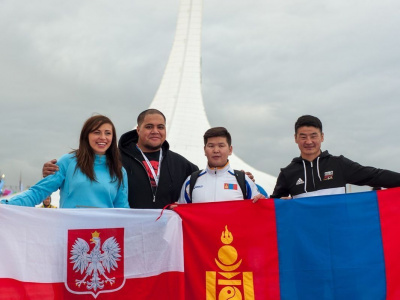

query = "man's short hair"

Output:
[[203, 127, 232, 146], [137, 109, 166, 126], [295, 115, 323, 134]]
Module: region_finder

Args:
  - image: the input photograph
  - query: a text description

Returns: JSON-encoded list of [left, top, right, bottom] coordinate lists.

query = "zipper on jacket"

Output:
[[213, 168, 217, 202], [310, 161, 316, 189]]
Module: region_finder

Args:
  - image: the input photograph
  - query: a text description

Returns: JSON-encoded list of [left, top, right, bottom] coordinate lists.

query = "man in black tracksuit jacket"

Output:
[[118, 109, 198, 209], [271, 115, 400, 199]]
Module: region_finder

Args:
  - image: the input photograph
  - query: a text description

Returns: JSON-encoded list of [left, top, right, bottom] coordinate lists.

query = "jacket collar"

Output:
[[292, 150, 330, 164], [205, 161, 231, 175]]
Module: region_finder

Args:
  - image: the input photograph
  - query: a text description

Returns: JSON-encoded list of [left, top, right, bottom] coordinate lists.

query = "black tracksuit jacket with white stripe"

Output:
[[271, 150, 400, 199]]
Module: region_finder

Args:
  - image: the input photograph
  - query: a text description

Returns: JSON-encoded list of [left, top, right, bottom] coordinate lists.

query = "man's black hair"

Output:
[[137, 109, 166, 126], [295, 115, 323, 134], [203, 127, 232, 146]]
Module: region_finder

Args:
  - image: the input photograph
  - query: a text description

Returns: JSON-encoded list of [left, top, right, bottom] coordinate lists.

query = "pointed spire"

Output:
[[150, 0, 209, 157], [149, 0, 276, 192]]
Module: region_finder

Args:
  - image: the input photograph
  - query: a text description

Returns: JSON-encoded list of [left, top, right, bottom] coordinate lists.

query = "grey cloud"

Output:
[[1, 0, 399, 192]]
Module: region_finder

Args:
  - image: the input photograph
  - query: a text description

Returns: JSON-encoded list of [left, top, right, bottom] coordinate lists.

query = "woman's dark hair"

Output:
[[73, 115, 123, 187]]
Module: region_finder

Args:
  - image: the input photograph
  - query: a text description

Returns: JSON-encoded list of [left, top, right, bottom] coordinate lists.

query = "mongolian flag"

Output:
[[0, 206, 184, 300], [175, 187, 400, 300]]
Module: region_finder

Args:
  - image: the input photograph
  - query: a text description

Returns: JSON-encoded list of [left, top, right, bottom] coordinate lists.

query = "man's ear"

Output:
[[229, 146, 233, 155], [321, 132, 324, 142]]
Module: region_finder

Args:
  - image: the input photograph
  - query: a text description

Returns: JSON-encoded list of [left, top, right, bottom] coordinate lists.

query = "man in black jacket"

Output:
[[118, 109, 198, 208], [271, 115, 400, 199]]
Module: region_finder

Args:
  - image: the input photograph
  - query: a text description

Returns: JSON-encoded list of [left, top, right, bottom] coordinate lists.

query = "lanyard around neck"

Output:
[[136, 145, 163, 186]]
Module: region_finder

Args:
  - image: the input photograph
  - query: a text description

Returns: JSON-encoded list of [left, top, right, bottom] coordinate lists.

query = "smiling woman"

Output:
[[1, 115, 129, 209], [88, 123, 113, 155]]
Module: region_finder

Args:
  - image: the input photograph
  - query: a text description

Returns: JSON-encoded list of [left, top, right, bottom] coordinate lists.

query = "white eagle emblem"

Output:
[[69, 230, 121, 292]]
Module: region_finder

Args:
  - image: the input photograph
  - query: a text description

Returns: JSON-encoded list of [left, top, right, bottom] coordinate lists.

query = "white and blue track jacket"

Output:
[[178, 162, 260, 204]]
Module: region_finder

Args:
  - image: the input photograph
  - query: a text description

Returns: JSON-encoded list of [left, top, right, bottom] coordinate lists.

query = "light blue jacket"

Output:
[[2, 153, 129, 208]]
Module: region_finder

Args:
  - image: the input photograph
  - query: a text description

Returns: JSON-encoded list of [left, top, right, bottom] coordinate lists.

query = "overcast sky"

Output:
[[1, 0, 399, 192]]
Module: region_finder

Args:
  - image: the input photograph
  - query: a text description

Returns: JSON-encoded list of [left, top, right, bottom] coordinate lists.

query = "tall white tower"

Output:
[[149, 0, 276, 192]]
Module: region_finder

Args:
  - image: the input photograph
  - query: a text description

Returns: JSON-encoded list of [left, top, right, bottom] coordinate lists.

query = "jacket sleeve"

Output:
[[340, 156, 400, 188], [4, 155, 68, 207], [178, 175, 191, 204], [270, 170, 290, 198], [113, 168, 130, 208]]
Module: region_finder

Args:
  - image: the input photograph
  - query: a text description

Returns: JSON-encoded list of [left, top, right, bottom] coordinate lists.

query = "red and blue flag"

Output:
[[175, 187, 400, 299]]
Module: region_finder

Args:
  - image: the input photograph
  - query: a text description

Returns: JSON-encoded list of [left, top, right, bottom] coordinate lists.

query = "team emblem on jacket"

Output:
[[323, 171, 333, 180], [65, 228, 125, 298], [224, 183, 238, 190], [296, 178, 304, 185]]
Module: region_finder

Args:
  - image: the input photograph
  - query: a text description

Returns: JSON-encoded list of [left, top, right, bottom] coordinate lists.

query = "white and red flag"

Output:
[[0, 205, 184, 300]]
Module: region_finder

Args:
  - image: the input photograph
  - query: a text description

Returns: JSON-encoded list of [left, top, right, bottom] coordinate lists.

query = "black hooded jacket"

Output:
[[271, 150, 400, 198], [118, 129, 198, 208]]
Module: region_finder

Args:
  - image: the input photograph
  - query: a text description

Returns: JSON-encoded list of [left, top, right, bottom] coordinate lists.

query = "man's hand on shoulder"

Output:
[[242, 170, 255, 182], [252, 193, 266, 203], [42, 159, 59, 178]]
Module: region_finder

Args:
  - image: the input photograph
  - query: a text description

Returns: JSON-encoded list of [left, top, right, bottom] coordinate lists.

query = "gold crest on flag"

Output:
[[206, 226, 255, 300]]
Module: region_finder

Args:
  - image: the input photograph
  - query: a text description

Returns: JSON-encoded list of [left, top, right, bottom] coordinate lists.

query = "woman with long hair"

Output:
[[2, 115, 129, 208]]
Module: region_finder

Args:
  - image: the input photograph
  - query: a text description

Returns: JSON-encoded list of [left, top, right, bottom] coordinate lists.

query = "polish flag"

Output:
[[0, 206, 184, 300]]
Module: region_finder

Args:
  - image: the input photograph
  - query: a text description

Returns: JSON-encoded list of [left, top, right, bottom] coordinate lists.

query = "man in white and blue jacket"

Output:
[[178, 127, 265, 204]]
